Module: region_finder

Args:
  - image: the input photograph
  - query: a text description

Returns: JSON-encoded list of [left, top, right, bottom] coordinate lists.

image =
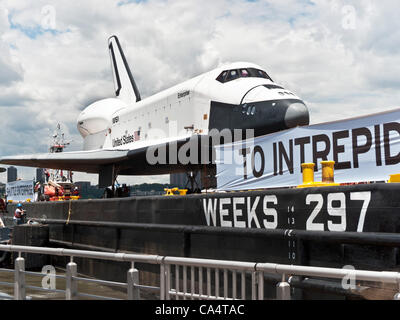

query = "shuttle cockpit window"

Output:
[[216, 68, 273, 83], [216, 71, 228, 82], [226, 70, 240, 81], [240, 69, 250, 77]]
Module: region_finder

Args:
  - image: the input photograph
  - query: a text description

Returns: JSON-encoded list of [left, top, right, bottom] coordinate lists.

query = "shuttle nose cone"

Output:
[[284, 102, 309, 128]]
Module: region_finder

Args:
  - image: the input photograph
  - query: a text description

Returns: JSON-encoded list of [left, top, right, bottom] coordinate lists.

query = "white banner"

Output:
[[216, 108, 400, 190], [6, 180, 34, 202]]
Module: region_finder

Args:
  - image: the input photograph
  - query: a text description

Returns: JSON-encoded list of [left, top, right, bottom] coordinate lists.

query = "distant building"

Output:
[[36, 168, 45, 183], [0, 182, 5, 197], [170, 173, 186, 188], [74, 181, 91, 193], [7, 166, 17, 183], [75, 181, 104, 199], [170, 172, 202, 189]]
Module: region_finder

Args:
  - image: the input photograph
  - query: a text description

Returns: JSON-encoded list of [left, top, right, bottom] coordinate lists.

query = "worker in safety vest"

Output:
[[13, 203, 26, 225], [72, 187, 79, 196], [44, 169, 50, 182], [0, 198, 6, 213]]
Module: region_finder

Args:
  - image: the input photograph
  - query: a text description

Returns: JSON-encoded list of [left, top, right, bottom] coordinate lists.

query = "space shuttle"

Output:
[[0, 36, 309, 187]]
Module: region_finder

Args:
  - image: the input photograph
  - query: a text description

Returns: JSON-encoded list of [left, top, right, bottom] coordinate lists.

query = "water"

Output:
[[0, 268, 128, 300]]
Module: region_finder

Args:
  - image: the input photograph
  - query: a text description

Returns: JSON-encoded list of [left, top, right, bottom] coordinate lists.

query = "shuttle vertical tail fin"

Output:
[[108, 35, 141, 104]]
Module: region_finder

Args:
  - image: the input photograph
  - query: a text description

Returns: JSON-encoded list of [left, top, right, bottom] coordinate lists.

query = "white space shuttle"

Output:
[[0, 36, 309, 187]]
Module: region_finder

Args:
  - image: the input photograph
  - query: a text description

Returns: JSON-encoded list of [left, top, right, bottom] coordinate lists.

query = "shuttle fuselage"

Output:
[[78, 62, 309, 157]]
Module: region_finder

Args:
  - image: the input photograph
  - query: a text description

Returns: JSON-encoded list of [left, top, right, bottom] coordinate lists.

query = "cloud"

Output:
[[1, 0, 400, 184], [0, 37, 23, 86], [0, 58, 22, 85]]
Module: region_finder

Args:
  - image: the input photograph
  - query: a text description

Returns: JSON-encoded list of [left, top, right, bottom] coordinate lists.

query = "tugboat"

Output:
[[35, 124, 80, 201]]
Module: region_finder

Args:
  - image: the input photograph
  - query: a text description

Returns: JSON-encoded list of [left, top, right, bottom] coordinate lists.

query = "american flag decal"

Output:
[[134, 131, 140, 141]]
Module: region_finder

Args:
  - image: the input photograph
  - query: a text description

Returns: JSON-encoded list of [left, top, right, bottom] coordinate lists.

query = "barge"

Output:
[[3, 182, 400, 299]]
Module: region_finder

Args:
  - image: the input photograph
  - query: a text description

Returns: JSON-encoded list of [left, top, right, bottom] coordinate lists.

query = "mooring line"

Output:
[[66, 200, 72, 225]]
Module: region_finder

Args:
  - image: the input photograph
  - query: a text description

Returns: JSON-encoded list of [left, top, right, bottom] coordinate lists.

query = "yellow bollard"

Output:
[[321, 161, 336, 184], [302, 163, 315, 184], [164, 188, 179, 196], [388, 174, 400, 183], [298, 161, 339, 188], [178, 189, 188, 196], [297, 163, 315, 188]]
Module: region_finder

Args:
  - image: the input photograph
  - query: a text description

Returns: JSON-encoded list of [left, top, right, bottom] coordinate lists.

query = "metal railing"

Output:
[[0, 244, 400, 300]]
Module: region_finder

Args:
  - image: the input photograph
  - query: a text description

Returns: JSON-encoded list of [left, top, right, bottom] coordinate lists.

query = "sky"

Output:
[[0, 0, 400, 185]]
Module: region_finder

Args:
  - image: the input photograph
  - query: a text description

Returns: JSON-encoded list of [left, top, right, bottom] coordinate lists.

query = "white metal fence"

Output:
[[0, 244, 399, 300]]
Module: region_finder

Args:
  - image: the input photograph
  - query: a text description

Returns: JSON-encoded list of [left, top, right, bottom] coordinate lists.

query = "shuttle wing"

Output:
[[0, 135, 194, 177], [0, 149, 130, 174]]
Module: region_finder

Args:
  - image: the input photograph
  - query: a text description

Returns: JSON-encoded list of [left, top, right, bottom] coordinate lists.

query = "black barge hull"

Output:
[[4, 183, 400, 299]]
